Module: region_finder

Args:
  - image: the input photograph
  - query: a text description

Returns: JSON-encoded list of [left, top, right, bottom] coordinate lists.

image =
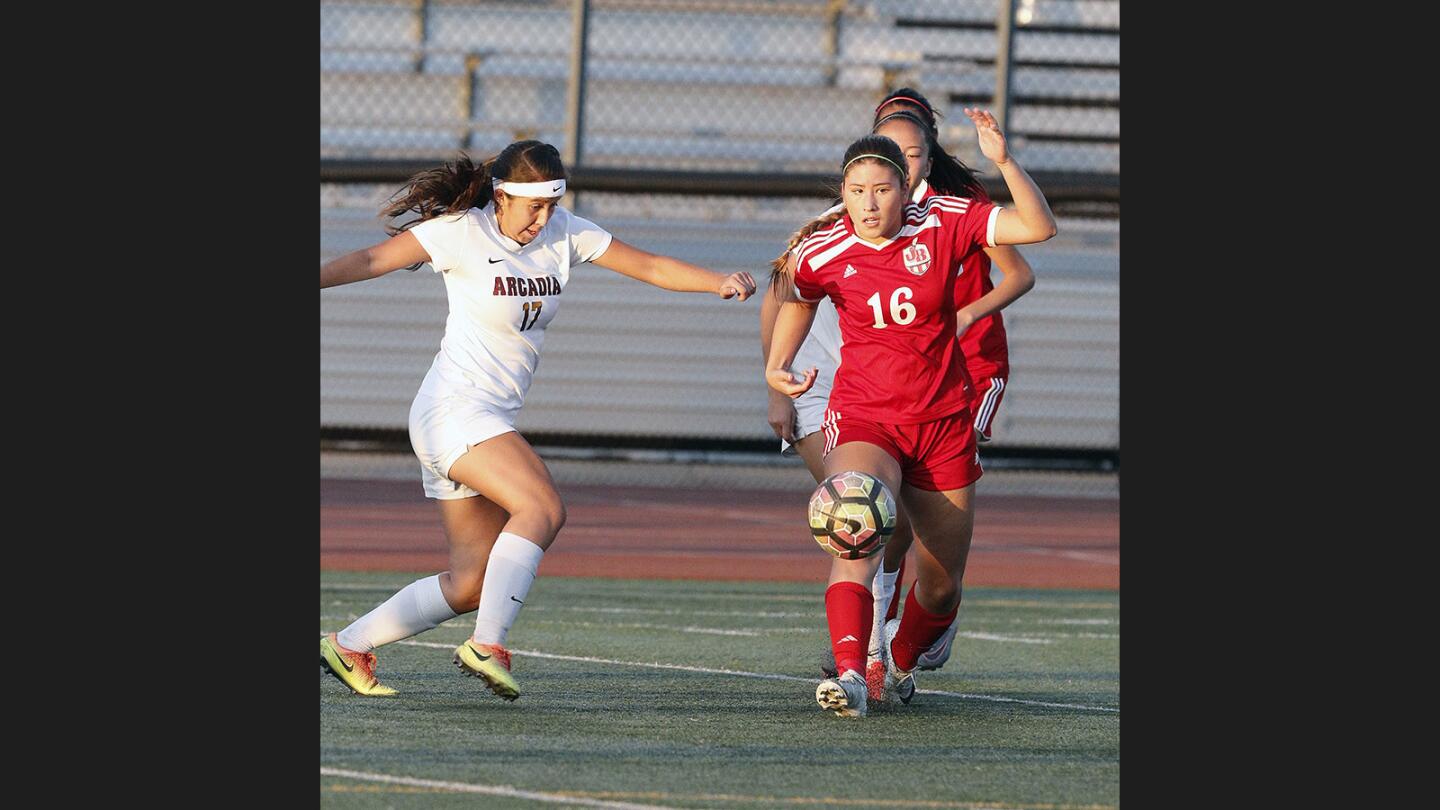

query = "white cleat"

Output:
[[815, 670, 868, 717], [883, 619, 916, 705], [916, 616, 960, 671]]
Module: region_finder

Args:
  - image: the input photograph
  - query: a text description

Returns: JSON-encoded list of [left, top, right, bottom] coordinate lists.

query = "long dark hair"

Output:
[[874, 87, 987, 201], [769, 135, 909, 287], [381, 140, 567, 236]]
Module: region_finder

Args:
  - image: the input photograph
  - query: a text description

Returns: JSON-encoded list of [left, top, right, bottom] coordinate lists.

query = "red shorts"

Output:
[[969, 375, 1008, 442], [820, 408, 983, 492]]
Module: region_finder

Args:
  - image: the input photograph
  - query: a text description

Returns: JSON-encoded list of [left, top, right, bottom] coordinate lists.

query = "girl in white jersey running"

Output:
[[760, 95, 1036, 697], [319, 140, 755, 700]]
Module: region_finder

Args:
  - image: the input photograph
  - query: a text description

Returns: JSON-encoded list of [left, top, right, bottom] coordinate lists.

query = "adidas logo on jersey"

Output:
[[843, 265, 857, 278]]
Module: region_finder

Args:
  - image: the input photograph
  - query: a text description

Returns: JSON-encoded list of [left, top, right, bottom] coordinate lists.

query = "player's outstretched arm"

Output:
[[957, 245, 1036, 338], [321, 231, 432, 289], [766, 299, 819, 399], [592, 238, 755, 300], [963, 108, 1057, 246]]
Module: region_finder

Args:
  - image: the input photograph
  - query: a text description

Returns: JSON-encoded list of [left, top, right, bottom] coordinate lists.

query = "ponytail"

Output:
[[381, 153, 496, 238], [769, 209, 843, 300]]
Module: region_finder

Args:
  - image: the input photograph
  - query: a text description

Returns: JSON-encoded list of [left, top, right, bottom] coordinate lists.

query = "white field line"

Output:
[[319, 583, 1118, 610], [318, 617, 1110, 642], [318, 616, 773, 636], [320, 602, 1105, 625], [319, 767, 676, 809], [539, 606, 819, 619], [525, 620, 765, 637], [959, 632, 1051, 645], [344, 637, 1118, 714], [321, 768, 1116, 809], [1038, 618, 1117, 625]]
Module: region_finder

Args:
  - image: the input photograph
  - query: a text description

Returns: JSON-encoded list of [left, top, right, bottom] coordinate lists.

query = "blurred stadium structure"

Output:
[[321, 0, 1118, 468]]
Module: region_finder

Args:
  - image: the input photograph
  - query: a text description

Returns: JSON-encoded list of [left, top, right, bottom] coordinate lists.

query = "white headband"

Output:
[[492, 179, 567, 198]]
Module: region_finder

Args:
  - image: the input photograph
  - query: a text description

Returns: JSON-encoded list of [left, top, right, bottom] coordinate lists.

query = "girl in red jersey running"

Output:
[[766, 110, 1055, 717], [760, 90, 1036, 693]]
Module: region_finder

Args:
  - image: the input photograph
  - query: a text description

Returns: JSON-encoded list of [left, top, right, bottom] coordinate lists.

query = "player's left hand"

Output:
[[955, 309, 977, 340], [964, 108, 1010, 166], [767, 366, 817, 399], [718, 272, 756, 301]]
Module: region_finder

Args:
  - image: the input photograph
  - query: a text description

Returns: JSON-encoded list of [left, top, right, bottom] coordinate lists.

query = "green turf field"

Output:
[[320, 571, 1119, 809]]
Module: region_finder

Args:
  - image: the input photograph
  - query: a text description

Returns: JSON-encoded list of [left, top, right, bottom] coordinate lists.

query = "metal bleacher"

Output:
[[320, 0, 1119, 453]]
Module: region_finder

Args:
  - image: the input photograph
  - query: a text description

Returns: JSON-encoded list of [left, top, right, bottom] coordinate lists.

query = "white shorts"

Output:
[[780, 368, 835, 456], [408, 393, 518, 499]]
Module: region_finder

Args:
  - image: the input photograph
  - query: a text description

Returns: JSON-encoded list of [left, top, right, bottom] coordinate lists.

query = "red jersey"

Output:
[[945, 186, 1010, 379], [793, 195, 1000, 424]]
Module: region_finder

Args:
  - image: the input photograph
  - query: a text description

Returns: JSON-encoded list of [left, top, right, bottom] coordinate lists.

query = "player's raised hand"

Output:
[[718, 271, 756, 301], [767, 366, 817, 399], [964, 108, 1010, 166]]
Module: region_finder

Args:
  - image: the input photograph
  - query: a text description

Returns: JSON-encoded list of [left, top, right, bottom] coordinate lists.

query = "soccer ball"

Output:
[[808, 470, 897, 559]]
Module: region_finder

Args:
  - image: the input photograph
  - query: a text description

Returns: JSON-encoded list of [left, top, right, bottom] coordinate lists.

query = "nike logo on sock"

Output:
[[488, 258, 504, 264], [510, 595, 524, 604]]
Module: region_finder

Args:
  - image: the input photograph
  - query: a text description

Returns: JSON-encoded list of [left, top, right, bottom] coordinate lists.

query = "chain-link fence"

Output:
[[321, 0, 1119, 457], [321, 0, 1119, 175]]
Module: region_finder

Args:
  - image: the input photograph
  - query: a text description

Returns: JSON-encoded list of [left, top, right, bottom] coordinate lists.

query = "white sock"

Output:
[[868, 565, 901, 658], [337, 574, 458, 653], [472, 532, 545, 646]]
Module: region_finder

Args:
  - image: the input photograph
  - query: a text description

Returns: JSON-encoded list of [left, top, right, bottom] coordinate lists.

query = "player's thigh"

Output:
[[819, 441, 901, 586], [823, 441, 903, 499], [447, 433, 565, 526], [900, 483, 976, 576], [793, 432, 829, 482], [883, 504, 915, 565]]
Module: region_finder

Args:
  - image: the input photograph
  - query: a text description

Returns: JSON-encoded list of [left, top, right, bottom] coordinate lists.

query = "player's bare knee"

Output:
[[920, 580, 962, 613], [441, 570, 484, 611], [520, 495, 566, 538], [450, 571, 485, 604], [544, 498, 567, 534]]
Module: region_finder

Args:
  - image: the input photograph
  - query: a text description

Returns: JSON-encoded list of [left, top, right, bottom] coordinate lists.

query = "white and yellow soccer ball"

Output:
[[807, 470, 897, 559]]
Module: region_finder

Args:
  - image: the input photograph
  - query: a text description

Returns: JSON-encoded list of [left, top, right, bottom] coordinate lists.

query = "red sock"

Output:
[[890, 586, 958, 671], [885, 555, 907, 621], [825, 581, 872, 677]]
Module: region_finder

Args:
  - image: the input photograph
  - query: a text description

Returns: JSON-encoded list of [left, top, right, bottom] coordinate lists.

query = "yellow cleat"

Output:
[[453, 639, 520, 701], [320, 633, 398, 697]]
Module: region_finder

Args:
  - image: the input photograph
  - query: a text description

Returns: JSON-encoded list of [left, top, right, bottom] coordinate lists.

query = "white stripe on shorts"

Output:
[[822, 409, 841, 456], [974, 377, 1005, 435]]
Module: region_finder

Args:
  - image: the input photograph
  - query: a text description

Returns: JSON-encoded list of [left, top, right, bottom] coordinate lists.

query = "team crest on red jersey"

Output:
[[902, 240, 931, 276]]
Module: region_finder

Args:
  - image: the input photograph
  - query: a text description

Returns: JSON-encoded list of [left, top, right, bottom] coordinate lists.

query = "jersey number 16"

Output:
[[866, 287, 915, 329]]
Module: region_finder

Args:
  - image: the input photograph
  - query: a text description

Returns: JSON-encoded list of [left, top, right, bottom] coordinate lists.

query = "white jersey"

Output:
[[409, 202, 612, 418], [790, 180, 931, 378]]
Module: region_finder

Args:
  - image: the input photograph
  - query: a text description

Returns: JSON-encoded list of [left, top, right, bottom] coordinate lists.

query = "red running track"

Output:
[[321, 479, 1118, 590]]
